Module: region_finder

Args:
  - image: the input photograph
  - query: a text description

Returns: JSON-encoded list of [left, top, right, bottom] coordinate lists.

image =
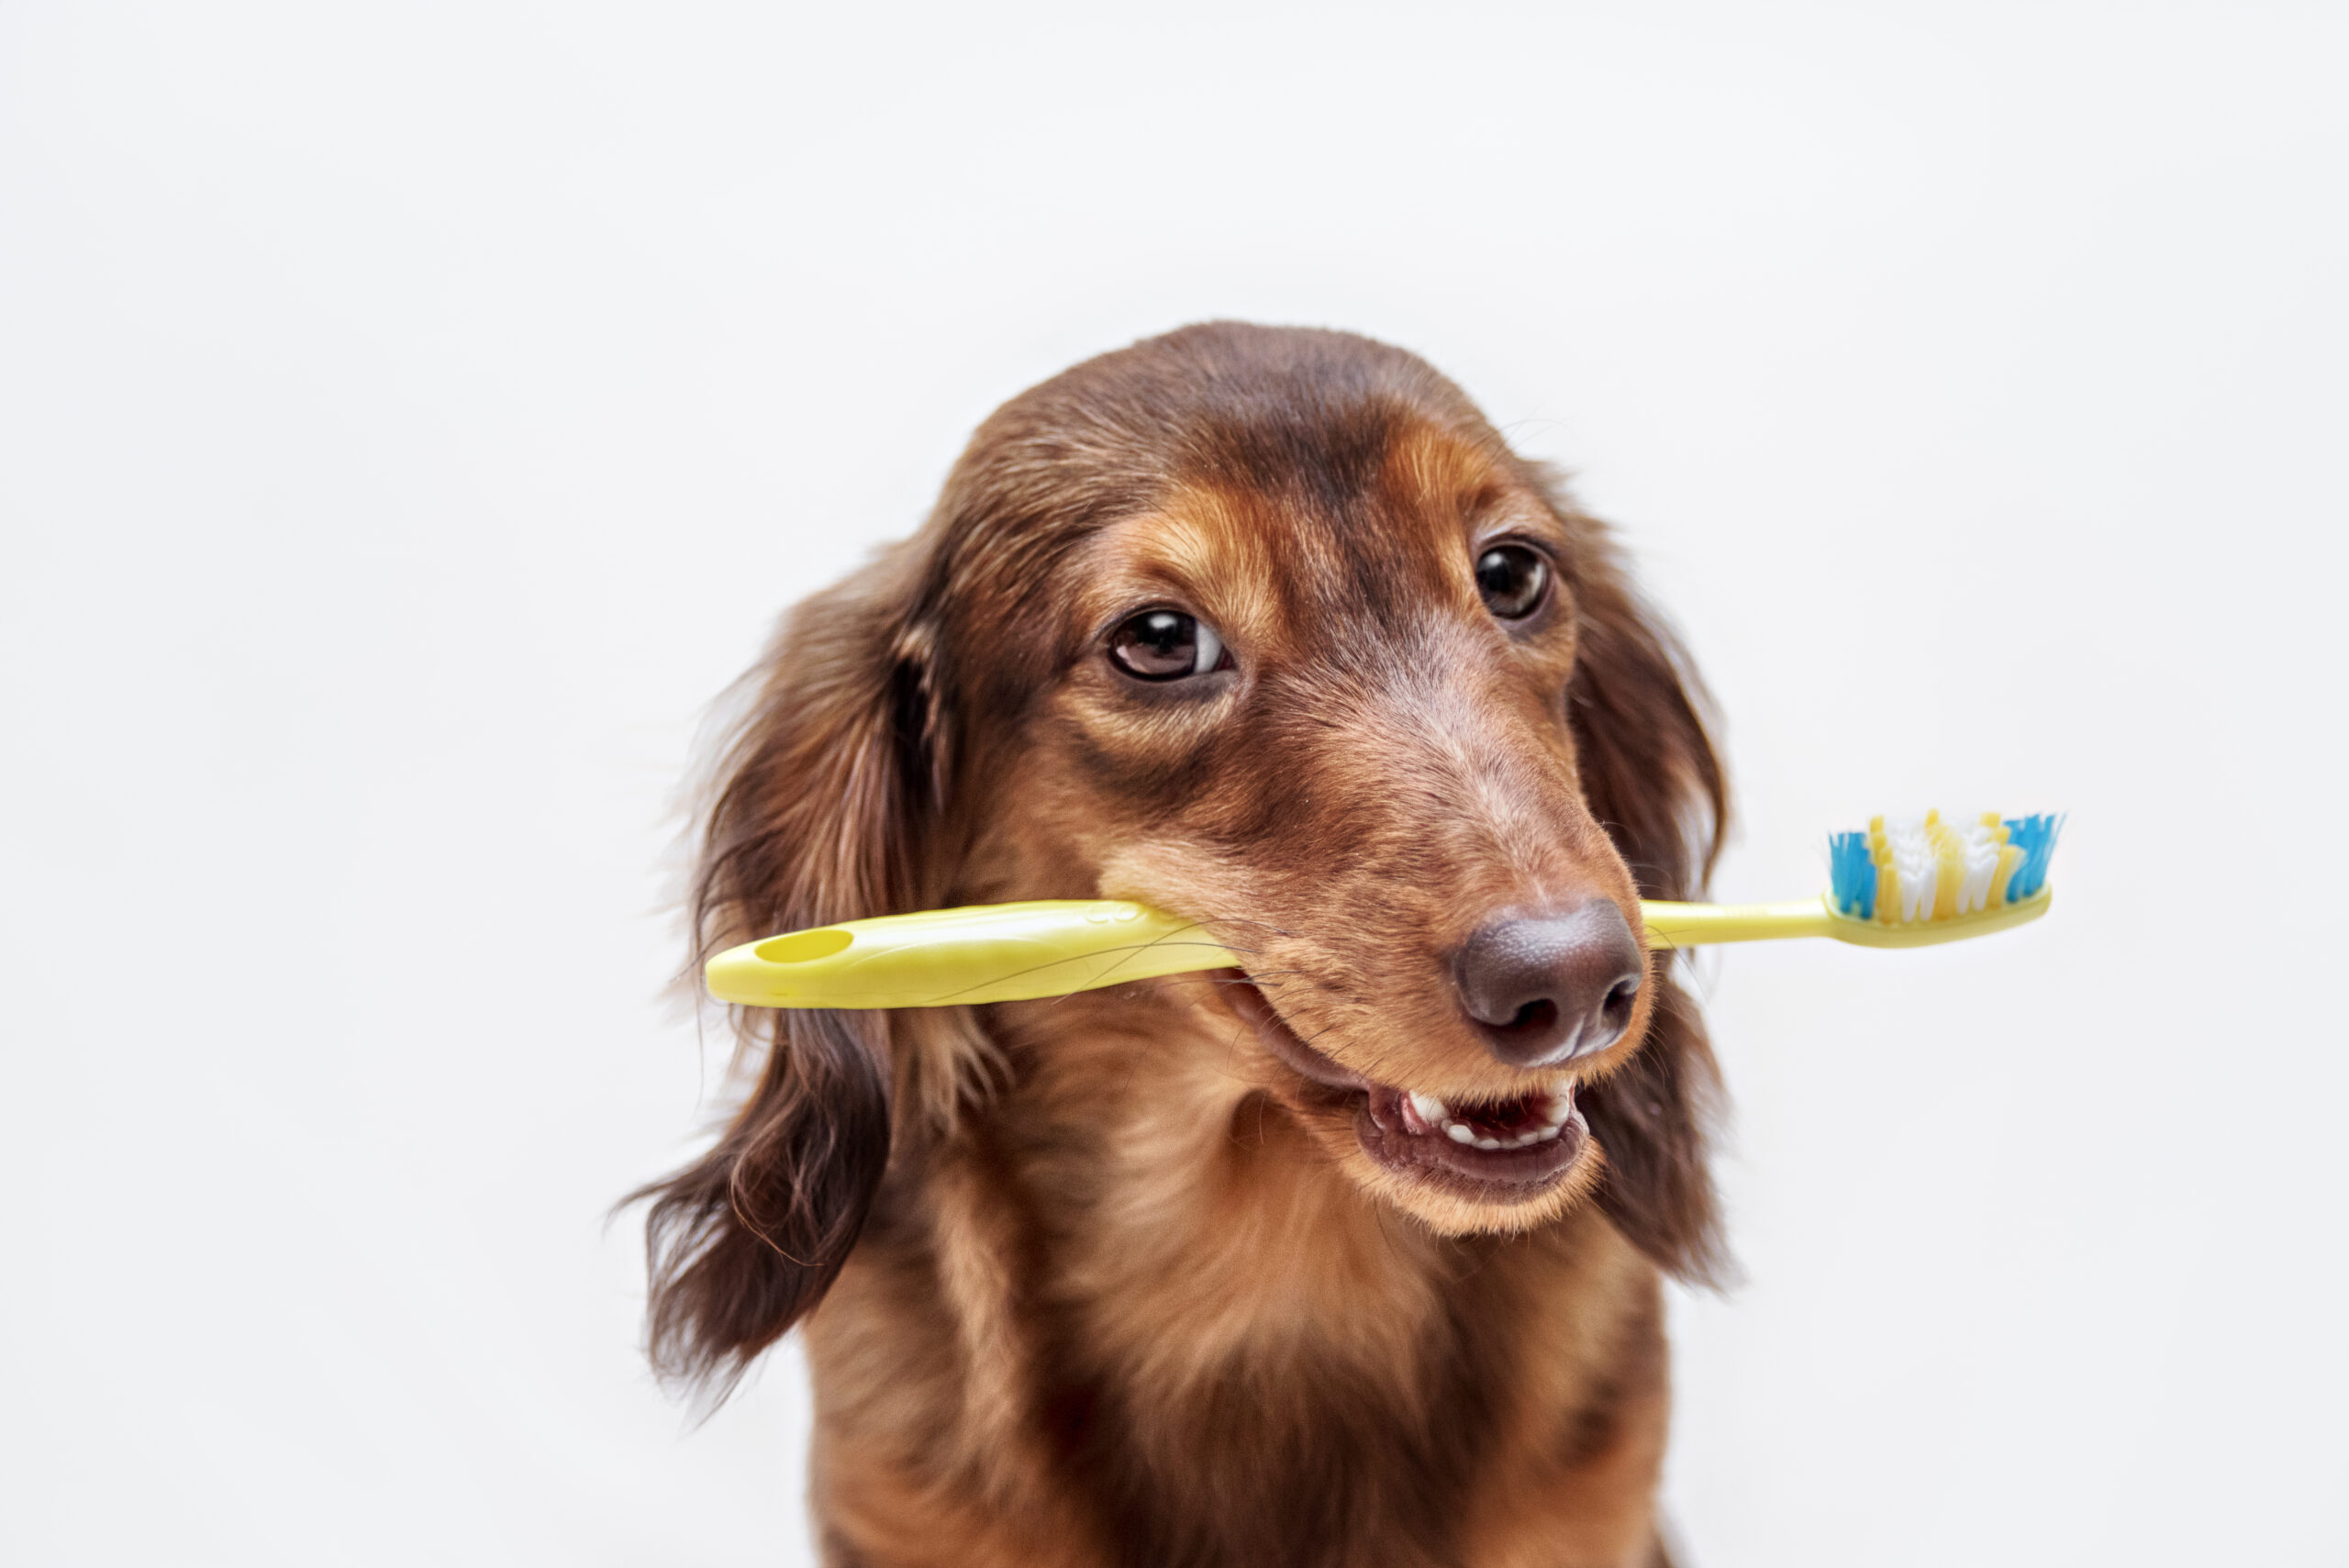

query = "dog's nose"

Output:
[[1453, 901, 1646, 1068]]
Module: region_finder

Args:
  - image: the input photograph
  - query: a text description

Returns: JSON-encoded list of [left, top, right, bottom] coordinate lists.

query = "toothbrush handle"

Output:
[[1642, 891, 2053, 949], [705, 900, 1246, 1009], [706, 896, 1842, 1009], [1638, 898, 1838, 949]]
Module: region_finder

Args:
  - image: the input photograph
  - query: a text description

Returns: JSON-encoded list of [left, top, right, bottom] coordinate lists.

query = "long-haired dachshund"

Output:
[[639, 323, 1728, 1567]]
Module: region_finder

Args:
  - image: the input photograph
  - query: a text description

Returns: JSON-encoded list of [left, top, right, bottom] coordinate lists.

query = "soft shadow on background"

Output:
[[4, 3, 2343, 1563]]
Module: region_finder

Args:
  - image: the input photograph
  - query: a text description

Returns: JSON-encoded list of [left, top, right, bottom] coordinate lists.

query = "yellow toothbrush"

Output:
[[705, 810, 2061, 1010]]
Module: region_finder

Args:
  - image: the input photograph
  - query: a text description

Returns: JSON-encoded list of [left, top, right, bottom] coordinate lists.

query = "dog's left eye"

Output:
[[1108, 609, 1230, 681], [1475, 544, 1552, 620]]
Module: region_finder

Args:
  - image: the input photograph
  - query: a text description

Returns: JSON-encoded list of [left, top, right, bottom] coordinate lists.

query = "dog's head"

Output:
[[640, 324, 1726, 1393]]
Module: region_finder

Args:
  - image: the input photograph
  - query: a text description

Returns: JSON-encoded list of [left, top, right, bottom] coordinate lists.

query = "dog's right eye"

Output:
[[1108, 609, 1230, 681], [1476, 543, 1552, 620]]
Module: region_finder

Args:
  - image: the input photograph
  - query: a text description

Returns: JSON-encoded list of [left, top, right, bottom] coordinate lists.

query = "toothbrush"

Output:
[[704, 811, 2063, 1010]]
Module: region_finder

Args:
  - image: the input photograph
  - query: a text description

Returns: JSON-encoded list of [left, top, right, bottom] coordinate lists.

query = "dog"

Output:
[[638, 323, 1729, 1567]]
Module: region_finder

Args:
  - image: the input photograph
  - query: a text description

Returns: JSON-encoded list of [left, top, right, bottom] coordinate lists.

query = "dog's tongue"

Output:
[[1455, 1096, 1550, 1138], [1387, 1082, 1581, 1153], [1397, 1087, 1559, 1138]]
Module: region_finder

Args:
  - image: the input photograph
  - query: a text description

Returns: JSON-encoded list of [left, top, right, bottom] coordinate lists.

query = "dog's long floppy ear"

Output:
[[633, 546, 950, 1399], [1556, 506, 1733, 1287]]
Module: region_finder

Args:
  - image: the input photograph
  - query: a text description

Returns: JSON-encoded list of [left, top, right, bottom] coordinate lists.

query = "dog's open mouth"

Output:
[[1220, 974, 1588, 1198]]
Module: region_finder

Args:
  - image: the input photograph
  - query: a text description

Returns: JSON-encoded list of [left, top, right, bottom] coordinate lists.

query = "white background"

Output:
[[5, 4, 2343, 1563]]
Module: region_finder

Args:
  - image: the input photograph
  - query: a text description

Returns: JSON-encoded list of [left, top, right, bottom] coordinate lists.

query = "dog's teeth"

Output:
[[1543, 1093, 1575, 1126], [1474, 1136, 1501, 1151], [1445, 1124, 1475, 1145], [1535, 1124, 1560, 1142], [1408, 1092, 1448, 1124]]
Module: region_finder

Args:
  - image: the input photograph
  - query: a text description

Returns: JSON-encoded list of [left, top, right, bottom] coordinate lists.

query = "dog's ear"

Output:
[[1558, 510, 1733, 1286], [633, 548, 950, 1399]]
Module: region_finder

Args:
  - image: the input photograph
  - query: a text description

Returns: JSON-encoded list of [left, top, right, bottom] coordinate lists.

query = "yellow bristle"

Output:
[[1876, 864, 1898, 924], [1990, 842, 2022, 907], [1929, 819, 1960, 920]]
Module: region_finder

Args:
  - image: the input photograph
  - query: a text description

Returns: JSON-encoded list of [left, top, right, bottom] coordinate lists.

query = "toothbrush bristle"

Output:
[[1827, 830, 1876, 920], [1828, 810, 2063, 924]]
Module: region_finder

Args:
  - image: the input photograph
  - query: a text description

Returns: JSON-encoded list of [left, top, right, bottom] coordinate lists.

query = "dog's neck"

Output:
[[815, 983, 1666, 1564], [885, 984, 1654, 1562], [996, 981, 1458, 1382]]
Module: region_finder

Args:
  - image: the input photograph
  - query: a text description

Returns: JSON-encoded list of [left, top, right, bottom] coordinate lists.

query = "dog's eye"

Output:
[[1475, 544, 1552, 620], [1108, 609, 1230, 681]]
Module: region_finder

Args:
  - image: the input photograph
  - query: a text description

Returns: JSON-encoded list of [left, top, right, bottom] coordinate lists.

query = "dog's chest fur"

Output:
[[800, 994, 1673, 1568]]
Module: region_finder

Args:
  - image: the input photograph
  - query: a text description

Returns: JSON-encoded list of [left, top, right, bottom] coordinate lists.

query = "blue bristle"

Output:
[[2000, 814, 2065, 900], [1827, 830, 1876, 919]]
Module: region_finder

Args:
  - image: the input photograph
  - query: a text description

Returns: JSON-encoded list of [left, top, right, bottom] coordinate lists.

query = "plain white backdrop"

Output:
[[5, 3, 2344, 1562]]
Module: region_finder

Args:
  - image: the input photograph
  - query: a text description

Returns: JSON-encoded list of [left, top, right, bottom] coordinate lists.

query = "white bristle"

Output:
[[1954, 827, 2000, 914], [1881, 810, 2009, 923], [1882, 816, 1936, 922]]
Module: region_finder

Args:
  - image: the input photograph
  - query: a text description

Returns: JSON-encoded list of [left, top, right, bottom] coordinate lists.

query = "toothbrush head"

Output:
[[1829, 811, 2063, 929]]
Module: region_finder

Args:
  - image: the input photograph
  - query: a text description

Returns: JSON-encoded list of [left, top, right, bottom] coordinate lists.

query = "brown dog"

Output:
[[639, 323, 1728, 1567]]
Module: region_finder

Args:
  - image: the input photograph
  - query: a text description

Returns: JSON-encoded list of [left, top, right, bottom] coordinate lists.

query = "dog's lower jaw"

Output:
[[1220, 975, 1602, 1236], [1330, 1106, 1605, 1238], [1357, 1084, 1590, 1192]]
